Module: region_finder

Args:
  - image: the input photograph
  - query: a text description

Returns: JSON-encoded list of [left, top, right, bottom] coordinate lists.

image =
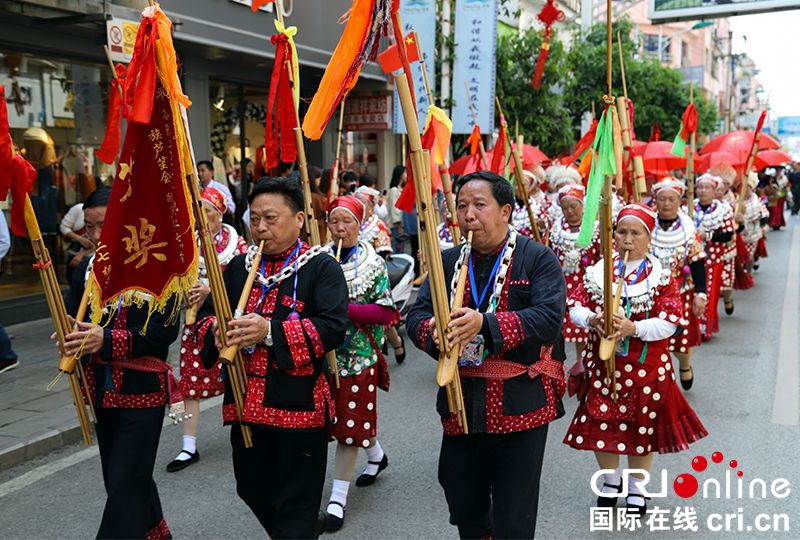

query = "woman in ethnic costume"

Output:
[[167, 187, 248, 472], [512, 163, 552, 240], [765, 167, 788, 230], [564, 202, 708, 515], [691, 174, 735, 338], [714, 174, 740, 314], [650, 178, 707, 391], [323, 196, 399, 532], [354, 186, 392, 257], [354, 185, 406, 363], [549, 184, 601, 357], [544, 163, 582, 223], [739, 174, 769, 276]]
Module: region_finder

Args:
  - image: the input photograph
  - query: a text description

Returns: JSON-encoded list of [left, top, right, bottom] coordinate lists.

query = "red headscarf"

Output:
[[618, 202, 657, 236], [201, 186, 226, 215], [557, 184, 586, 203], [327, 195, 365, 225]]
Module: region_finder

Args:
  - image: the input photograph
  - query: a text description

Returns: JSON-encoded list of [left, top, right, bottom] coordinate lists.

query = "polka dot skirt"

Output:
[[330, 367, 378, 448]]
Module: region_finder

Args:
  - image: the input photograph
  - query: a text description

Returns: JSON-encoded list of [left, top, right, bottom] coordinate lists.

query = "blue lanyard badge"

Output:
[[258, 239, 302, 312], [617, 257, 648, 302], [468, 242, 506, 311]]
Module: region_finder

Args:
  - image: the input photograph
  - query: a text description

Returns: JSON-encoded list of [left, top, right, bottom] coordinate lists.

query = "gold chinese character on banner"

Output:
[[123, 218, 168, 269]]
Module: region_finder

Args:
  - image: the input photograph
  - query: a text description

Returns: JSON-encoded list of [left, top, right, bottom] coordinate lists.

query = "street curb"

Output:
[[0, 424, 84, 472]]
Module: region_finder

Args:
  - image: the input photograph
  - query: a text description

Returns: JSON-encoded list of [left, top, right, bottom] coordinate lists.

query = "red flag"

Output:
[[394, 121, 444, 213], [0, 85, 12, 199], [679, 102, 698, 140], [251, 0, 276, 12], [649, 122, 661, 142], [264, 31, 298, 171], [1, 85, 36, 237], [466, 125, 482, 156], [377, 32, 420, 74], [561, 120, 597, 165], [97, 64, 127, 164], [490, 113, 509, 174], [7, 155, 36, 237]]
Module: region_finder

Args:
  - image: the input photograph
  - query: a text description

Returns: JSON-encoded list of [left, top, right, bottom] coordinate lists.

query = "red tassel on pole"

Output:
[[97, 64, 127, 164]]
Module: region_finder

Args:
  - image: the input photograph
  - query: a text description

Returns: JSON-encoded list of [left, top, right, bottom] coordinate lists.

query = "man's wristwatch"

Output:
[[263, 318, 273, 347]]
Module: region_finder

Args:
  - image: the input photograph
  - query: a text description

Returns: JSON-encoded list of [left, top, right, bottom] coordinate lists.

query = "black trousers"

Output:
[[230, 424, 328, 539], [438, 425, 549, 539], [791, 184, 800, 214], [95, 406, 166, 539]]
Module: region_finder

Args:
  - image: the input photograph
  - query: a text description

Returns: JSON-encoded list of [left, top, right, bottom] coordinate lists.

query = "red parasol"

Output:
[[449, 152, 488, 176], [695, 151, 743, 174], [754, 149, 793, 169], [700, 129, 781, 155], [633, 141, 687, 177], [512, 143, 549, 166]]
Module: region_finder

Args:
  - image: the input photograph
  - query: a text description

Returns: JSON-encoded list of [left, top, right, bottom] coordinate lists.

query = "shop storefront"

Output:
[[0, 0, 397, 322]]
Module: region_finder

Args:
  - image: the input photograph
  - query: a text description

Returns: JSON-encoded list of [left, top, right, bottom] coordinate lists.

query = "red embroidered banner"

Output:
[[88, 75, 197, 324]]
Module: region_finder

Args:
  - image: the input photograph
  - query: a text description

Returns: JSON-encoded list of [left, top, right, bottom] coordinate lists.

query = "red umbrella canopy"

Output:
[[699, 129, 781, 155], [630, 140, 647, 154], [633, 141, 687, 177], [512, 143, 549, 166], [754, 149, 793, 169], [449, 152, 491, 176], [695, 151, 742, 174]]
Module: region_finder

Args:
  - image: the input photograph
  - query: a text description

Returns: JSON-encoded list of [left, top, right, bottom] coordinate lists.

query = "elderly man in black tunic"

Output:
[[201, 177, 348, 538], [407, 171, 567, 539]]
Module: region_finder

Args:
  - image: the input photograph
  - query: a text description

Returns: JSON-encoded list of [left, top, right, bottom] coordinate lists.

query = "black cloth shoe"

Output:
[[393, 339, 406, 365], [0, 358, 19, 373], [680, 367, 694, 391], [596, 481, 622, 507], [725, 300, 734, 315], [355, 454, 388, 487], [625, 495, 649, 516], [324, 502, 345, 532], [166, 450, 199, 472]]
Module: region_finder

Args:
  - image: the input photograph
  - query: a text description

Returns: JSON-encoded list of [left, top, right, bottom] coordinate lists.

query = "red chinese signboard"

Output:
[[344, 95, 392, 131]]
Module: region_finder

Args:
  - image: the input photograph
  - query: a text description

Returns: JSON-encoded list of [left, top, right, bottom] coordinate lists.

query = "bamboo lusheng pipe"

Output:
[[598, 250, 629, 402], [736, 114, 765, 216], [736, 141, 761, 216], [328, 101, 346, 209], [395, 74, 467, 432], [687, 82, 696, 218], [616, 31, 646, 201], [326, 238, 343, 389], [438, 231, 473, 431], [440, 167, 460, 244], [511, 132, 543, 243], [294, 127, 322, 245], [181, 118, 253, 449], [24, 195, 95, 445], [601, 0, 615, 343], [492, 97, 539, 243], [464, 82, 489, 169], [55, 287, 98, 425], [436, 231, 472, 385], [220, 241, 265, 362], [412, 29, 460, 246]]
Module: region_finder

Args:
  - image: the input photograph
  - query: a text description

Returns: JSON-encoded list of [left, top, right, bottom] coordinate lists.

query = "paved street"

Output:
[[0, 218, 798, 539]]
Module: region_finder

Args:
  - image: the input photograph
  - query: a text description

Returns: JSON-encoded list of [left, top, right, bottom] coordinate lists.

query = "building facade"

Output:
[[0, 0, 398, 316]]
